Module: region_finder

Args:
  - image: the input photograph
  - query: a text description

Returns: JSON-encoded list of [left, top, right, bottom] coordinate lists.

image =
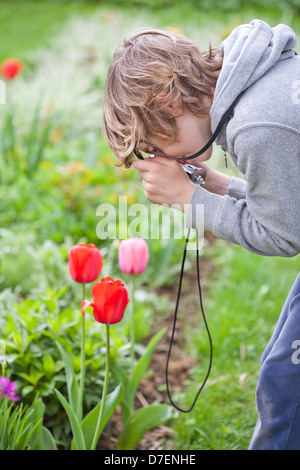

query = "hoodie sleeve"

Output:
[[186, 126, 300, 257], [227, 176, 247, 200]]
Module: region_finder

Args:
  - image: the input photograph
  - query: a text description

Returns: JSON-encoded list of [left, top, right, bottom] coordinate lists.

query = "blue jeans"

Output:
[[249, 272, 300, 450]]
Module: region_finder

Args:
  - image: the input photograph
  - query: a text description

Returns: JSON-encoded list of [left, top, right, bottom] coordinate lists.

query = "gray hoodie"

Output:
[[186, 19, 300, 257]]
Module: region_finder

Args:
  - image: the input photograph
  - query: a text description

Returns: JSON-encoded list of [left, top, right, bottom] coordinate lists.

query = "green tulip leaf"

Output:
[[55, 341, 79, 415], [129, 328, 166, 401], [55, 389, 86, 450], [29, 395, 57, 450], [110, 360, 131, 422], [70, 384, 123, 450], [41, 426, 58, 450], [117, 404, 175, 450], [111, 328, 166, 424], [28, 397, 45, 450]]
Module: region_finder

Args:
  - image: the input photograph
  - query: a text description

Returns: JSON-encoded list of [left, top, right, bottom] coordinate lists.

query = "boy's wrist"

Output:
[[181, 181, 196, 213], [206, 170, 230, 196]]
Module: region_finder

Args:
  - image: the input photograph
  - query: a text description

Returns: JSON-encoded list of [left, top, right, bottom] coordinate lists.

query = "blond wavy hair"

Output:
[[102, 29, 223, 168]]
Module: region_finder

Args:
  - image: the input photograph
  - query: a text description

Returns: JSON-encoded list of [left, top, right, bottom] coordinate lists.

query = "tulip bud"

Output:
[[118, 238, 149, 275], [81, 277, 129, 325], [1, 58, 24, 80], [68, 243, 103, 284]]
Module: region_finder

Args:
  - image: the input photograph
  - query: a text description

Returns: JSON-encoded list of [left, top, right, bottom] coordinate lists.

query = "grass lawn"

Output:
[[0, 0, 101, 64], [1, 0, 300, 65]]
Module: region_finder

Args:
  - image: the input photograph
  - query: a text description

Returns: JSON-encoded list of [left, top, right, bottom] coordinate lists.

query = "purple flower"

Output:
[[0, 377, 20, 401]]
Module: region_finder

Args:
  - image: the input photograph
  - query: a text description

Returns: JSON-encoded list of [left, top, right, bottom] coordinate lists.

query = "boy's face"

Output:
[[159, 108, 213, 162], [140, 100, 213, 163]]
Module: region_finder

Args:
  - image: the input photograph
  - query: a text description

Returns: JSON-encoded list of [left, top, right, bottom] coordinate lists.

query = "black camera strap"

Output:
[[165, 94, 246, 412], [165, 228, 213, 413], [177, 93, 242, 162]]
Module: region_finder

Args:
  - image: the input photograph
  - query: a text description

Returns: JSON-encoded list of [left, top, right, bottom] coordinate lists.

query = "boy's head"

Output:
[[102, 29, 223, 168]]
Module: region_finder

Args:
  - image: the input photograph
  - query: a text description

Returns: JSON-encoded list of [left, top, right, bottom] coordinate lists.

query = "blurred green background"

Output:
[[0, 0, 299, 450]]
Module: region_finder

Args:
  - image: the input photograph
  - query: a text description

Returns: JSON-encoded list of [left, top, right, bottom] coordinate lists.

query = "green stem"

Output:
[[78, 283, 86, 421], [130, 275, 136, 367], [0, 340, 6, 377], [91, 324, 110, 450]]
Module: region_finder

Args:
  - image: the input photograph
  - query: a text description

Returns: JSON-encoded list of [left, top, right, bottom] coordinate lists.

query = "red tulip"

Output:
[[68, 243, 103, 284], [81, 277, 129, 325], [1, 58, 24, 80], [118, 238, 149, 275]]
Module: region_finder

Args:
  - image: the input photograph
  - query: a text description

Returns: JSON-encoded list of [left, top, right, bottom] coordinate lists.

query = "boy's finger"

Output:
[[132, 159, 152, 171], [150, 155, 183, 169], [133, 156, 179, 171]]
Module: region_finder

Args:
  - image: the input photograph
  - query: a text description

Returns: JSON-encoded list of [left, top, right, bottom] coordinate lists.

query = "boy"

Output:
[[102, 20, 300, 449]]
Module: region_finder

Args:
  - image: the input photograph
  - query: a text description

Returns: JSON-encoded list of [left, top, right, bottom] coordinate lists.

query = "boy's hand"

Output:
[[193, 161, 230, 196], [132, 156, 195, 212]]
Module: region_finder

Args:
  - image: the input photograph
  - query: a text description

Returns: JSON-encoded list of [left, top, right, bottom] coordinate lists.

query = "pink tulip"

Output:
[[118, 238, 149, 275]]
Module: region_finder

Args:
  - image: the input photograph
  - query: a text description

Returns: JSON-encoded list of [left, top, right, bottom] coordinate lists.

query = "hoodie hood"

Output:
[[210, 19, 298, 133]]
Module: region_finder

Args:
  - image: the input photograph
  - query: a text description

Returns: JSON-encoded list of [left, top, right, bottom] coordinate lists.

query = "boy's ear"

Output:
[[169, 106, 184, 117], [154, 93, 183, 117]]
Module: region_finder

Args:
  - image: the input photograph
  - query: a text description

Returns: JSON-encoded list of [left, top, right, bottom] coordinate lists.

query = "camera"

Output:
[[181, 163, 206, 186]]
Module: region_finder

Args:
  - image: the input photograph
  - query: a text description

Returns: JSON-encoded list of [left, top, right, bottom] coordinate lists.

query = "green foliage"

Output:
[[117, 404, 176, 450], [0, 276, 172, 447], [102, 328, 176, 450], [111, 328, 167, 423], [0, 400, 38, 450], [0, 287, 104, 442], [73, 384, 123, 450], [0, 396, 56, 450], [7, 0, 299, 15], [53, 322, 171, 450], [0, 100, 58, 181], [27, 397, 57, 450], [54, 335, 123, 450]]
